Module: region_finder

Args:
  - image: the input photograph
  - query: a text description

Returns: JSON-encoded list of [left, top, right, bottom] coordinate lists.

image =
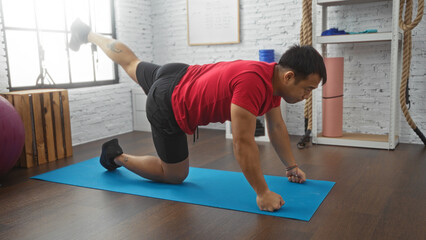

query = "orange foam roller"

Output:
[[323, 57, 344, 97], [322, 57, 344, 137], [322, 98, 343, 137]]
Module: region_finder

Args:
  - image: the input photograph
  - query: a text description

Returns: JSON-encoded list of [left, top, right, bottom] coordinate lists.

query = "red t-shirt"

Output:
[[171, 60, 281, 134]]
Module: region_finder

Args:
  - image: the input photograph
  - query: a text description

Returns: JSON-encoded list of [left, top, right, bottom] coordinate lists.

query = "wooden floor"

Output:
[[1, 129, 425, 240]]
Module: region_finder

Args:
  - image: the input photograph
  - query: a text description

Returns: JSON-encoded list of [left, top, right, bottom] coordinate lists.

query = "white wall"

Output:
[[1, 0, 425, 145]]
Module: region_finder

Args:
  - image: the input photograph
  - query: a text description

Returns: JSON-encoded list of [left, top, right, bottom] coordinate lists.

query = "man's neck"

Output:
[[272, 65, 283, 96]]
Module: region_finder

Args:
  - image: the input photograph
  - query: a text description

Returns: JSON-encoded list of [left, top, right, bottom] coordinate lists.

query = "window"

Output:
[[1, 0, 117, 90]]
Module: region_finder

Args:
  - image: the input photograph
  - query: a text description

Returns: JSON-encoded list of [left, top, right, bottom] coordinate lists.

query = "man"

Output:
[[69, 19, 327, 212]]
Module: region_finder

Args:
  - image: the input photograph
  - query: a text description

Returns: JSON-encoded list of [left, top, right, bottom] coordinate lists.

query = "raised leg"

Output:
[[87, 32, 140, 83], [69, 19, 140, 84], [71, 19, 190, 184]]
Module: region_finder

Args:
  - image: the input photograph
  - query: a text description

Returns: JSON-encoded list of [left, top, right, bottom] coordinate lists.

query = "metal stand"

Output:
[[35, 46, 56, 87]]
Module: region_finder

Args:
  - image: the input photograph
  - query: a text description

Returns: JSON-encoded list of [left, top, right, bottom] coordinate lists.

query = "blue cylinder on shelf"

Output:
[[259, 49, 275, 63]]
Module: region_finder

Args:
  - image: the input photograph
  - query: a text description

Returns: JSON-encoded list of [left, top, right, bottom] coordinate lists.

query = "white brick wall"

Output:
[[1, 0, 425, 145]]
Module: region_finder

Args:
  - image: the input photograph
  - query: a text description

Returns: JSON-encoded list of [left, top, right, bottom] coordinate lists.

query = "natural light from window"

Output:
[[2, 0, 115, 89]]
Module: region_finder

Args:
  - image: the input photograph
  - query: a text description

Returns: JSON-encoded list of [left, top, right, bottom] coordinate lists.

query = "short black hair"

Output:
[[278, 45, 327, 85]]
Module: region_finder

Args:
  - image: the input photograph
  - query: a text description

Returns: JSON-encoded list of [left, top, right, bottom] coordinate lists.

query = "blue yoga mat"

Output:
[[31, 157, 334, 221]]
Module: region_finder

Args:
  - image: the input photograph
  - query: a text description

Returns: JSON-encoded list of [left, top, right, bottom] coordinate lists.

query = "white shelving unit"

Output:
[[312, 0, 402, 149], [317, 0, 388, 6], [225, 99, 287, 142], [132, 88, 151, 132]]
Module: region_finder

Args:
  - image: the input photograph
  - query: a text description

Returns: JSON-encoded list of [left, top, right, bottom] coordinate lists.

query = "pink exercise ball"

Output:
[[0, 96, 25, 176]]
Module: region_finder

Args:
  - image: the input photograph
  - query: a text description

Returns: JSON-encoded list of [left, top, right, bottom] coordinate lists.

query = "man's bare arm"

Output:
[[231, 104, 284, 211], [265, 106, 306, 183]]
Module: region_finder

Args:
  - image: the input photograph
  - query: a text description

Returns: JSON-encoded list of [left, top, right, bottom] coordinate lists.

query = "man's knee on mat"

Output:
[[164, 170, 188, 184], [162, 158, 189, 184]]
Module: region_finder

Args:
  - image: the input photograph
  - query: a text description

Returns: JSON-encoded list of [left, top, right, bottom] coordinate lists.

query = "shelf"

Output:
[[224, 99, 287, 142], [317, 0, 390, 6], [225, 121, 270, 142], [312, 0, 401, 150], [316, 32, 401, 44], [315, 132, 398, 149]]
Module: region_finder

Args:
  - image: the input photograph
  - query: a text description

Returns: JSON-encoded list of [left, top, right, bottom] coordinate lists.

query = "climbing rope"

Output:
[[399, 0, 426, 145], [298, 0, 313, 149]]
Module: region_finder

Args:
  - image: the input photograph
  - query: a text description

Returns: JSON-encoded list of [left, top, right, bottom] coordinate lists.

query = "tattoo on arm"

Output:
[[124, 156, 129, 162], [107, 41, 122, 53]]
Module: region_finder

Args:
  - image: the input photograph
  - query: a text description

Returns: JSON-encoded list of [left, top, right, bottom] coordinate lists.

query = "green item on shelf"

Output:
[[347, 29, 378, 34]]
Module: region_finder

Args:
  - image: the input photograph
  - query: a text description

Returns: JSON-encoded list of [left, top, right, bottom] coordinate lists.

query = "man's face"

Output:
[[282, 73, 321, 104]]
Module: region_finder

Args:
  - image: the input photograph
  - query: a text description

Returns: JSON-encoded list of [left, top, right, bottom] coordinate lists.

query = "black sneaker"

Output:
[[100, 138, 123, 171], [69, 18, 91, 51]]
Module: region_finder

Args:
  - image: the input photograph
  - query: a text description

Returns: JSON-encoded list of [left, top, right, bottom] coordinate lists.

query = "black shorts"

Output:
[[136, 62, 189, 164]]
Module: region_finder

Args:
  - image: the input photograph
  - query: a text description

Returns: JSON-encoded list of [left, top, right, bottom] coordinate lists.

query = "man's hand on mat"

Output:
[[286, 167, 306, 183], [256, 190, 285, 212]]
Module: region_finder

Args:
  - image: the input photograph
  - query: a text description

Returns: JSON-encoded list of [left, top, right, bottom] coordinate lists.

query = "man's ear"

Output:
[[283, 71, 295, 84]]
